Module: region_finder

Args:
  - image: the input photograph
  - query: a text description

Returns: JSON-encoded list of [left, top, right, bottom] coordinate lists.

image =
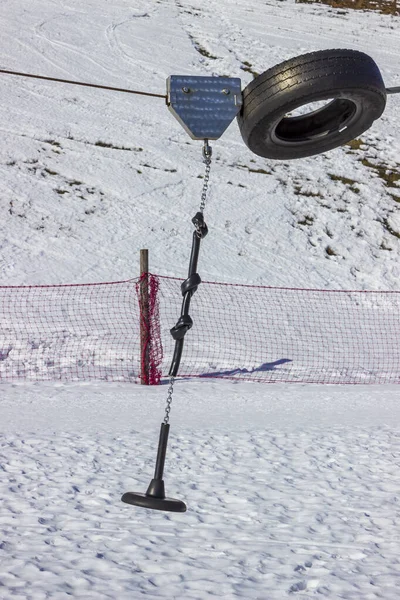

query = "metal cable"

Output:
[[2, 67, 399, 99], [0, 68, 166, 99]]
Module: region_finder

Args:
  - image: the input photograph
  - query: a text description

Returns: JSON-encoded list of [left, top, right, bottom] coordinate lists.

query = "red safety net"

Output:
[[0, 276, 162, 384], [0, 273, 399, 385], [156, 275, 400, 385], [136, 274, 163, 385]]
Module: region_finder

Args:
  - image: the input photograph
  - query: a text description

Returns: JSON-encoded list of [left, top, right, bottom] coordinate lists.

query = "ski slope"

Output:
[[0, 0, 400, 598]]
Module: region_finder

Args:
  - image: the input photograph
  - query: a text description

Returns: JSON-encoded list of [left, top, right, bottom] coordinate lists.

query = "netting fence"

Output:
[[1, 273, 399, 384], [0, 279, 144, 383]]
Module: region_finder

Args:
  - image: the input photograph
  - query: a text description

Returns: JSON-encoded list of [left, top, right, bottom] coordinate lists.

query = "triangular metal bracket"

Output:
[[167, 76, 242, 140]]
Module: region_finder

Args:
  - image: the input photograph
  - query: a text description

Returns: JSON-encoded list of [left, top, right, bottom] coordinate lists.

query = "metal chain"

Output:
[[199, 139, 213, 213], [164, 376, 175, 424]]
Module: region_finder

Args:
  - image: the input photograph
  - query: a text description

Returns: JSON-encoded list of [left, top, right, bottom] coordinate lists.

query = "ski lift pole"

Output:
[[121, 76, 240, 513], [121, 141, 212, 513]]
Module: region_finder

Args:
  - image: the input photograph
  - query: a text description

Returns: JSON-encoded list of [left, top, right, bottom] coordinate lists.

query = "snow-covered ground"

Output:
[[1, 0, 400, 598], [1, 381, 400, 600]]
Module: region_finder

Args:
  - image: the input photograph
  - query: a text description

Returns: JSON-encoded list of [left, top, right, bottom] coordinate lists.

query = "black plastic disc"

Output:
[[121, 492, 187, 512]]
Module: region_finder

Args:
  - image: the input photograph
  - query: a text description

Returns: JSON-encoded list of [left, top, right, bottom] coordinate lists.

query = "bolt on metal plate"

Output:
[[167, 76, 242, 140]]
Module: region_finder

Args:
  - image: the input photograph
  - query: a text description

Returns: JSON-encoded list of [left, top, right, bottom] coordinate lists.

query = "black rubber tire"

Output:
[[237, 49, 386, 160]]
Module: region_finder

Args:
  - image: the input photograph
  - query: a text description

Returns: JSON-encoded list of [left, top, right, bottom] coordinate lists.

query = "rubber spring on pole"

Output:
[[169, 211, 208, 377]]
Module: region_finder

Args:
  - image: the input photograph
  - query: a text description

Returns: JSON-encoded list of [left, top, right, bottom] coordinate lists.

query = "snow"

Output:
[[1, 382, 400, 599], [1, 0, 400, 598]]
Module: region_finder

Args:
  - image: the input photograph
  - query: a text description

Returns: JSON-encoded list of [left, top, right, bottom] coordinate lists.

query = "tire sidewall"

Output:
[[244, 88, 380, 159]]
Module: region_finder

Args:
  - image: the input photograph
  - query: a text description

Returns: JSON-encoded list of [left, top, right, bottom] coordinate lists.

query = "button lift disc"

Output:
[[121, 76, 242, 512]]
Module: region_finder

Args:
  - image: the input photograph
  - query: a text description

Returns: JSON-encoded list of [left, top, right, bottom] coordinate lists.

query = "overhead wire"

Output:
[[0, 67, 399, 98], [0, 68, 167, 100]]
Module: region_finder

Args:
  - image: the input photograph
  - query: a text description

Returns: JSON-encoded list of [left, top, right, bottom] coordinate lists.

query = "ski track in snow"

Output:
[[0, 0, 400, 598], [0, 0, 399, 288]]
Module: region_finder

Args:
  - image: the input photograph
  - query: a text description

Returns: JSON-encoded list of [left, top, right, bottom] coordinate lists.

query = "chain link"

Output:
[[164, 376, 175, 424], [199, 139, 212, 213]]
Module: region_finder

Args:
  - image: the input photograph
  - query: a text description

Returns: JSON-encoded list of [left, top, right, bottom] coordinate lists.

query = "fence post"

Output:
[[140, 249, 149, 385]]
